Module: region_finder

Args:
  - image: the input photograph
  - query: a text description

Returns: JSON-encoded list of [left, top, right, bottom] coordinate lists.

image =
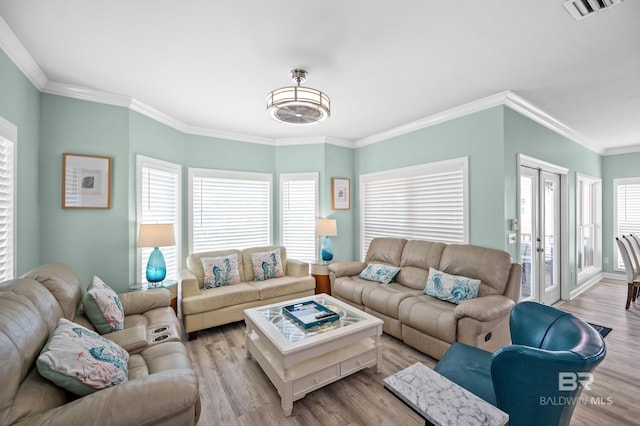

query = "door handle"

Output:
[[537, 247, 544, 253]]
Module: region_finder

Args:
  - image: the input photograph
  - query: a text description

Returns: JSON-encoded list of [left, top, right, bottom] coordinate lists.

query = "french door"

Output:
[[519, 166, 561, 305]]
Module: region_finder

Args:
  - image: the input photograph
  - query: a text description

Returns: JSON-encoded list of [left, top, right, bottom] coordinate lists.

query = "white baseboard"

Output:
[[570, 273, 605, 300]]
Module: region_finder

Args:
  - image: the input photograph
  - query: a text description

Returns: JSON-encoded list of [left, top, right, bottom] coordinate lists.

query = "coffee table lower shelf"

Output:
[[246, 332, 379, 416]]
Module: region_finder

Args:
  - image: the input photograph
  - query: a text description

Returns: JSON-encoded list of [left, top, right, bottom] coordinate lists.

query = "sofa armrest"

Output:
[[118, 288, 171, 314], [103, 325, 148, 353], [328, 261, 366, 278], [454, 295, 515, 322], [286, 258, 310, 277], [23, 368, 200, 425], [179, 269, 201, 299]]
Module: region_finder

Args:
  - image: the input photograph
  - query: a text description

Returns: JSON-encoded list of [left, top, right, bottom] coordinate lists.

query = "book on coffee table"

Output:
[[282, 300, 340, 329]]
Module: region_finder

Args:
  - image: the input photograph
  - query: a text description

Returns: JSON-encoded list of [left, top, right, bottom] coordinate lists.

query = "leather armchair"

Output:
[[434, 301, 606, 426]]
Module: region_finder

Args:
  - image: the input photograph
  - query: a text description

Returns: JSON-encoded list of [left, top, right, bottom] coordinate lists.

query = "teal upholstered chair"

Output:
[[434, 301, 606, 426]]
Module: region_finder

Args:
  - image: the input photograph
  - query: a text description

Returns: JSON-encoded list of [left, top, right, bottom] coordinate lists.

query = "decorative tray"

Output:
[[282, 300, 340, 329]]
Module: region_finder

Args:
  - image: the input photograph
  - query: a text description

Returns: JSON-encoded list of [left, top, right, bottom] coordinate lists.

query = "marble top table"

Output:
[[383, 362, 508, 426]]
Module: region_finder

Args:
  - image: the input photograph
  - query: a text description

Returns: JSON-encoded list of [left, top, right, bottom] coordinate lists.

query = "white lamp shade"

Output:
[[137, 223, 176, 248], [315, 219, 337, 237]]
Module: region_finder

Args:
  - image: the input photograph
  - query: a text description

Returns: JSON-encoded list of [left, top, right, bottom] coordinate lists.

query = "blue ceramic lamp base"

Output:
[[321, 236, 334, 262], [146, 247, 167, 283]]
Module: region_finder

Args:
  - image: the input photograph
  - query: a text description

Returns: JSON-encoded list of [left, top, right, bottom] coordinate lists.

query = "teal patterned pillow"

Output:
[[423, 267, 480, 304], [37, 318, 129, 396], [359, 263, 401, 284], [202, 254, 241, 288], [252, 249, 285, 281], [83, 276, 124, 334]]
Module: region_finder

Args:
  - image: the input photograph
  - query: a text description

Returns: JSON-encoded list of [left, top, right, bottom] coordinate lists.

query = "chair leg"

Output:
[[633, 286, 638, 302], [626, 283, 634, 309]]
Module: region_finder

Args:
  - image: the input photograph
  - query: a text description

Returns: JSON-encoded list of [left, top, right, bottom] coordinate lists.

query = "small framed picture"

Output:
[[332, 178, 350, 210], [62, 153, 112, 209]]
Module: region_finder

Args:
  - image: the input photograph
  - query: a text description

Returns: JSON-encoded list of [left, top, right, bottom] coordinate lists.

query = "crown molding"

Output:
[[601, 144, 640, 156], [43, 81, 133, 108], [354, 92, 508, 148], [274, 136, 354, 148], [183, 124, 274, 146], [0, 16, 47, 90]]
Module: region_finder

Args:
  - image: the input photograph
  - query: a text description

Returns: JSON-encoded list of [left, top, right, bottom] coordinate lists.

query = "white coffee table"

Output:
[[244, 294, 383, 416]]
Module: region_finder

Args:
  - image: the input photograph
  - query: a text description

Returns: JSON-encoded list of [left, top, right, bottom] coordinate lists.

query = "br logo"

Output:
[[558, 372, 595, 391]]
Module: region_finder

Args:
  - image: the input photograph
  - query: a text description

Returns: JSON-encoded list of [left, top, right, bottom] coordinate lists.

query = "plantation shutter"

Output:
[[190, 169, 271, 252], [615, 179, 640, 268], [0, 138, 14, 281], [137, 156, 181, 282], [360, 158, 468, 258], [281, 173, 318, 263]]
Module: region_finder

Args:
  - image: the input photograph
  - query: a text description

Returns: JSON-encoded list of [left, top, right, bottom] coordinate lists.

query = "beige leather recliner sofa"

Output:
[[0, 263, 200, 426], [179, 245, 315, 336], [329, 238, 522, 360]]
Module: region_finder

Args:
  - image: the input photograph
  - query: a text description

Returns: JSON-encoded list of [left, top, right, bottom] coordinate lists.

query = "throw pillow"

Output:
[[37, 318, 129, 396], [201, 254, 241, 288], [423, 267, 480, 304], [251, 249, 285, 281], [83, 276, 125, 334], [359, 263, 401, 284]]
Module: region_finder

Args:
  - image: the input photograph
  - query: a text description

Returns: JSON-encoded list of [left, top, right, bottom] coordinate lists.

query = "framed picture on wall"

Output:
[[62, 153, 112, 209], [332, 177, 350, 210]]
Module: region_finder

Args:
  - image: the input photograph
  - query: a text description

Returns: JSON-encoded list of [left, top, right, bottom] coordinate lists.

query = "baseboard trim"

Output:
[[570, 273, 604, 300]]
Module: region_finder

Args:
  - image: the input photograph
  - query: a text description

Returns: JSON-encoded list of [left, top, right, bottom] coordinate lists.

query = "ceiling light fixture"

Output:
[[266, 69, 330, 124]]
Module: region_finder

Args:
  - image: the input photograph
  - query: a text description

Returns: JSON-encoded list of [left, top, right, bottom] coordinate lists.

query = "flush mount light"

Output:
[[266, 69, 330, 124]]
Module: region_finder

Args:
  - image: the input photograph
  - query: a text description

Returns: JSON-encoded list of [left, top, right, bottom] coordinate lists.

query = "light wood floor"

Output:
[[186, 280, 639, 426]]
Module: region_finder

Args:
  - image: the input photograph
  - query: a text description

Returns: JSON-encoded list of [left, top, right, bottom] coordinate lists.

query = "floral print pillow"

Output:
[[37, 318, 129, 396], [83, 276, 125, 334], [423, 267, 480, 304], [359, 263, 401, 284], [201, 254, 241, 288], [251, 249, 285, 281]]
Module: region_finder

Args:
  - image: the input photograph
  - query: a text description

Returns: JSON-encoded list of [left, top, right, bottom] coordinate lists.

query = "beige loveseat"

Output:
[[329, 238, 522, 360], [179, 245, 315, 336], [0, 263, 200, 426]]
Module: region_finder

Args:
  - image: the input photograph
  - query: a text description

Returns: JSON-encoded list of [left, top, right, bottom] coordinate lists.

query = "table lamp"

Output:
[[315, 218, 337, 263], [137, 223, 176, 285]]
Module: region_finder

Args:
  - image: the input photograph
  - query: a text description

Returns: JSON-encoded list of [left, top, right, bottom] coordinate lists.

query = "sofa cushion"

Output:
[[333, 276, 380, 307], [83, 276, 125, 334], [365, 238, 407, 266], [37, 318, 129, 396], [438, 244, 513, 296], [399, 295, 458, 343], [248, 275, 315, 300], [424, 267, 480, 304], [187, 249, 243, 287], [397, 240, 446, 290], [21, 263, 83, 320], [358, 263, 401, 284], [361, 282, 422, 319], [242, 246, 288, 282], [201, 254, 241, 288], [251, 248, 285, 281], [182, 283, 260, 315]]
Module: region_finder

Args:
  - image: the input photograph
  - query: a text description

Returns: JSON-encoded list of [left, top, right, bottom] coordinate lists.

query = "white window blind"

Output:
[[189, 168, 272, 253], [614, 178, 640, 269], [360, 157, 468, 259], [280, 173, 318, 263], [0, 137, 14, 281], [136, 155, 181, 282], [576, 173, 601, 278]]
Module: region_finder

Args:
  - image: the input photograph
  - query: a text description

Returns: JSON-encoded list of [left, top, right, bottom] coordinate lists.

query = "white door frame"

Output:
[[517, 154, 570, 302]]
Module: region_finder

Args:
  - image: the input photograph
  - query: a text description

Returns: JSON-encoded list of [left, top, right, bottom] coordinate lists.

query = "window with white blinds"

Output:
[[280, 173, 318, 263], [0, 136, 15, 281], [189, 168, 272, 253], [136, 155, 181, 282], [614, 178, 640, 270], [360, 157, 468, 259]]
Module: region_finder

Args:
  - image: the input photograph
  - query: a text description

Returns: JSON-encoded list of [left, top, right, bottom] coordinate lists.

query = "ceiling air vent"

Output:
[[564, 0, 624, 20]]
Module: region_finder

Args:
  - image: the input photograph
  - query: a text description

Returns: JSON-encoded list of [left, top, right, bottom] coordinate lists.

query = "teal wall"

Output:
[[0, 49, 41, 274]]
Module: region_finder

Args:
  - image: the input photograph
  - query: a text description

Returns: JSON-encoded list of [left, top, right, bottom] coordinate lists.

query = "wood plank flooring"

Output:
[[186, 279, 639, 425]]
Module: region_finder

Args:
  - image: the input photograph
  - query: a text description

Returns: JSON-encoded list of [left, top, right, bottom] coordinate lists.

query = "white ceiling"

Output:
[[0, 0, 638, 154]]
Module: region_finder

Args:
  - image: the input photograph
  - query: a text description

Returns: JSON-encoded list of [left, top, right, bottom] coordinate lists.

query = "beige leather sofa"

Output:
[[329, 238, 522, 360], [0, 263, 200, 426], [179, 245, 315, 336]]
